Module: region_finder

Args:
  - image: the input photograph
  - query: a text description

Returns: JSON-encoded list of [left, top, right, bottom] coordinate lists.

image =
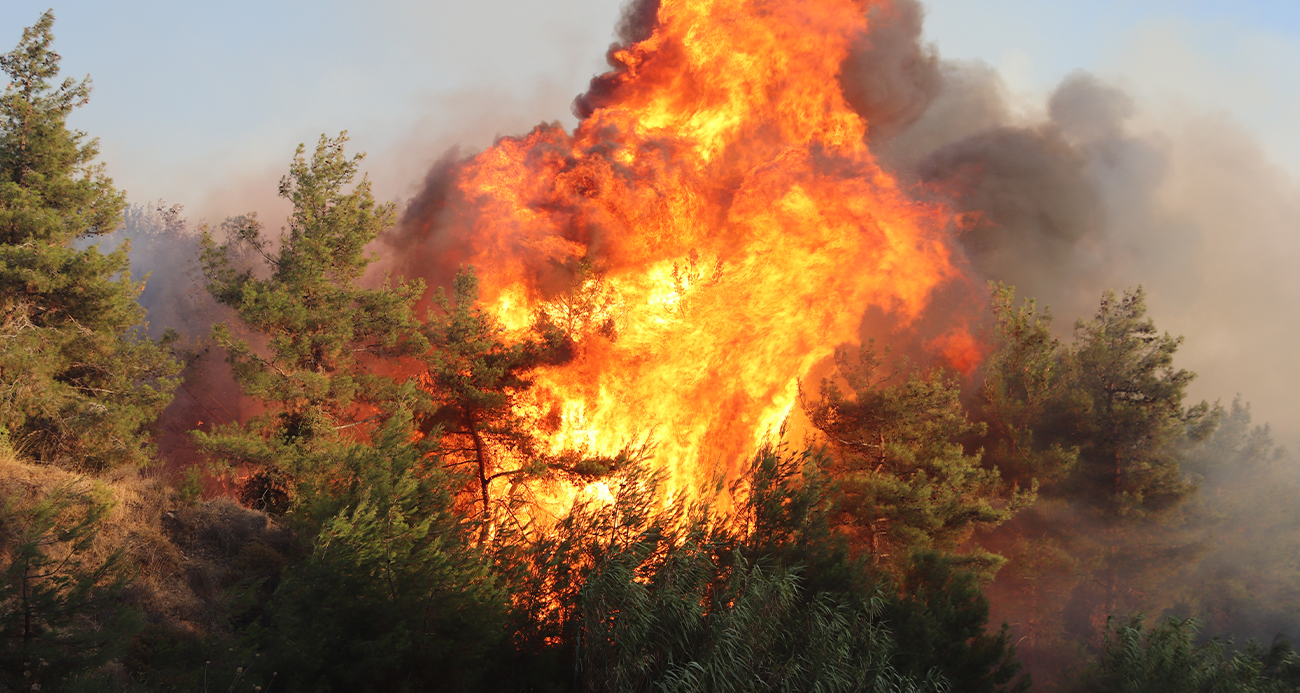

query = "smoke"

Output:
[[90, 205, 256, 486], [573, 0, 662, 119], [841, 0, 941, 142], [824, 1, 1300, 679], [842, 0, 1300, 447], [103, 204, 223, 342]]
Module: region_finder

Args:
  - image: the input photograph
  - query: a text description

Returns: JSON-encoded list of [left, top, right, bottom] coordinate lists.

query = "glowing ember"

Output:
[[417, 0, 965, 502]]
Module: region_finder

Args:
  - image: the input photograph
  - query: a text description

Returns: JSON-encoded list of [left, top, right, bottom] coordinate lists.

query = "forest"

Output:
[[3, 7, 1300, 693]]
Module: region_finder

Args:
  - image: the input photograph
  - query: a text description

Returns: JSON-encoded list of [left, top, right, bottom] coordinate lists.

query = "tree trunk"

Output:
[[470, 422, 492, 543]]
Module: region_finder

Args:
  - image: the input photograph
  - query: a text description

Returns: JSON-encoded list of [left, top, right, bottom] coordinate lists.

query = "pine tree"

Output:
[[977, 283, 1078, 488], [262, 411, 505, 691], [973, 286, 1089, 682], [803, 344, 1030, 568], [979, 287, 1217, 684], [0, 11, 180, 469], [196, 132, 428, 510], [1054, 289, 1214, 630], [420, 269, 626, 537], [1177, 400, 1300, 643], [1062, 287, 1212, 519], [420, 270, 546, 525], [0, 482, 140, 692]]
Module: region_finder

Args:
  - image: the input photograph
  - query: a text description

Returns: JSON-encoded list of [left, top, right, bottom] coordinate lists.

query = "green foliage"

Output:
[[976, 286, 1225, 687], [1183, 398, 1284, 482], [258, 411, 505, 692], [804, 344, 1029, 566], [1060, 287, 1213, 519], [196, 133, 427, 507], [1054, 288, 1212, 631], [888, 552, 1028, 693], [521, 459, 933, 693], [977, 285, 1211, 519], [0, 482, 141, 692], [737, 444, 853, 590], [499, 446, 1027, 692], [978, 283, 1078, 488], [1174, 400, 1300, 644], [1074, 616, 1300, 693], [0, 12, 120, 243], [421, 269, 549, 519], [176, 466, 203, 506], [746, 448, 1027, 692], [0, 11, 180, 469]]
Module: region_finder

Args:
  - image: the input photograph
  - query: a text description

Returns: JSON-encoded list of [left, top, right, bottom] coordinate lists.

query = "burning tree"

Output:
[[419, 267, 567, 529], [390, 0, 973, 505]]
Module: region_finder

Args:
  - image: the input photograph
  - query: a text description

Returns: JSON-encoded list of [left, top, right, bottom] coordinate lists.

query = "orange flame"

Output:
[[929, 326, 984, 376], [420, 0, 966, 503]]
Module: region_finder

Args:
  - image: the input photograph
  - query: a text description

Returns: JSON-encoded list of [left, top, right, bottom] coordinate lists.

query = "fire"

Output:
[[929, 327, 984, 376], [414, 0, 965, 504]]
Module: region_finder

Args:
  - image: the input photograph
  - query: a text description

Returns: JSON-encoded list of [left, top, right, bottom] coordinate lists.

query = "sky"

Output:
[[5, 0, 1293, 216], [3, 0, 1300, 435], [924, 0, 1300, 175]]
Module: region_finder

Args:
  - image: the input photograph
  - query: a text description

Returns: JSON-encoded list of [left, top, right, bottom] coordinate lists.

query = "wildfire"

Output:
[[412, 0, 966, 504]]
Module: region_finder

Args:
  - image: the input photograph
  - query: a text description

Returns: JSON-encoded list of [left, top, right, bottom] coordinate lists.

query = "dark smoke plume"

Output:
[[842, 0, 941, 142], [572, 0, 663, 119]]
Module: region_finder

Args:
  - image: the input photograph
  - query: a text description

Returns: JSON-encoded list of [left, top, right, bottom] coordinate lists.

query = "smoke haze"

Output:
[[843, 0, 1300, 446]]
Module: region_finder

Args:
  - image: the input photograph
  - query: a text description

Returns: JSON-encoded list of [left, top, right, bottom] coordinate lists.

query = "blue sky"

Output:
[[923, 0, 1300, 170], [927, 0, 1300, 83], [2, 0, 1297, 216]]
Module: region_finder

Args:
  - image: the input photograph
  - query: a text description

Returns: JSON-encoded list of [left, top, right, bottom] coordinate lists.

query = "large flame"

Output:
[[418, 0, 964, 502]]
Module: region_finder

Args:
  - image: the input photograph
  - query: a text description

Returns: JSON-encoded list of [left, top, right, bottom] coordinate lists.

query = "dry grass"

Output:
[[0, 447, 293, 638]]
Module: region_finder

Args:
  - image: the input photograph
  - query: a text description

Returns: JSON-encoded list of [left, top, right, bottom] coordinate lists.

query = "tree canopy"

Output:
[[195, 132, 428, 511], [0, 11, 179, 469]]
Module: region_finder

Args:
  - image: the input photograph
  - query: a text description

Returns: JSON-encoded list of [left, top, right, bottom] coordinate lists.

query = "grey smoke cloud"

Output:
[[847, 0, 1300, 445]]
